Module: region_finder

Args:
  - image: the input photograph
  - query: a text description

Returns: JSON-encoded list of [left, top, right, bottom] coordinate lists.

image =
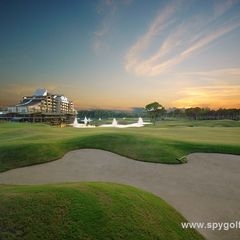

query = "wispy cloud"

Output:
[[93, 0, 116, 52], [125, 2, 179, 75], [213, 0, 238, 18], [170, 67, 240, 108], [181, 67, 240, 83], [172, 85, 240, 108], [125, 0, 240, 77], [93, 0, 133, 52]]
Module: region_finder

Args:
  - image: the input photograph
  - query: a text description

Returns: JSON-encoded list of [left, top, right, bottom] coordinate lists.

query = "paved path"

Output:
[[0, 149, 240, 240]]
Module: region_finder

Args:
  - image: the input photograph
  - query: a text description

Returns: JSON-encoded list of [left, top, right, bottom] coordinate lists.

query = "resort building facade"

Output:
[[8, 88, 76, 114], [4, 88, 76, 124]]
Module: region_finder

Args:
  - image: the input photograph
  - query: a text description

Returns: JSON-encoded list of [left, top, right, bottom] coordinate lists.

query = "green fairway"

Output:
[[0, 120, 240, 172], [0, 182, 204, 240]]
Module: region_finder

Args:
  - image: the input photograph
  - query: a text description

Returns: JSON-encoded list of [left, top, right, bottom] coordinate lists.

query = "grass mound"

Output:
[[0, 182, 204, 240], [0, 121, 240, 172]]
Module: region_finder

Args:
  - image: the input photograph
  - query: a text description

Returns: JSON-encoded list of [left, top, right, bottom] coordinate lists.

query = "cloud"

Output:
[[213, 0, 238, 18], [93, 0, 133, 52], [125, 0, 240, 77], [172, 85, 240, 108], [178, 67, 240, 85], [169, 67, 240, 108], [125, 2, 179, 75], [93, 1, 116, 52], [180, 19, 240, 58]]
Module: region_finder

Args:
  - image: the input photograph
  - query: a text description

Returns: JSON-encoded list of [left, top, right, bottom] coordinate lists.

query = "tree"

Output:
[[185, 107, 201, 120], [145, 102, 165, 124]]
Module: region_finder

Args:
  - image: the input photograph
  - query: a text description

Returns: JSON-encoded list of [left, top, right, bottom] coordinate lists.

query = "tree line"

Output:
[[144, 102, 240, 122], [77, 104, 240, 122], [169, 107, 240, 120], [77, 108, 144, 119]]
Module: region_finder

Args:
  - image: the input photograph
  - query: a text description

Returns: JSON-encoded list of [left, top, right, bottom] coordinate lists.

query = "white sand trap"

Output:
[[0, 150, 240, 240]]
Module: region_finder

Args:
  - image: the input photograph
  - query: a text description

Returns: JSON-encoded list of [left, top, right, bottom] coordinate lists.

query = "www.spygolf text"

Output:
[[181, 221, 240, 231]]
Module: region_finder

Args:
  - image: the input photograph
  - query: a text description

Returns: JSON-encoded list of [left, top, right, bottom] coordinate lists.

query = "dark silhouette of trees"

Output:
[[76, 106, 240, 122], [145, 102, 166, 124], [77, 109, 146, 119], [177, 107, 240, 120]]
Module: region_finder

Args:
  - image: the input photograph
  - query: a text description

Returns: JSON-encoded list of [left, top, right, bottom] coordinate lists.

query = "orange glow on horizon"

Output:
[[172, 86, 240, 109], [1, 85, 240, 110]]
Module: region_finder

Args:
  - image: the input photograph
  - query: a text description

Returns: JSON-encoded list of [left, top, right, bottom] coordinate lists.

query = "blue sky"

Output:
[[0, 0, 240, 109]]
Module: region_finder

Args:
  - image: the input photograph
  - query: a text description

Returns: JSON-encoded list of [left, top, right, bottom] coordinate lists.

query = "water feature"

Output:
[[84, 116, 88, 125], [112, 118, 118, 126], [99, 117, 151, 128], [71, 117, 95, 128], [137, 117, 144, 126], [73, 117, 80, 127], [71, 117, 150, 129]]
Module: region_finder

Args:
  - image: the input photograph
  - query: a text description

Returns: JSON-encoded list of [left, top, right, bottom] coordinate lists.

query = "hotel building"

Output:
[[5, 88, 76, 124]]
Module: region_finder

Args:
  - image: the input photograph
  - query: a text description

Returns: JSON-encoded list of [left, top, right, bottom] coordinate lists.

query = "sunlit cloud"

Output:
[[172, 85, 240, 109], [169, 67, 240, 108], [180, 19, 240, 59], [125, 1, 240, 77], [178, 67, 240, 85], [125, 2, 179, 75]]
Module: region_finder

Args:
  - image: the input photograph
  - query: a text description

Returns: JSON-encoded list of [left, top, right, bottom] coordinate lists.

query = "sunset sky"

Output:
[[0, 0, 240, 110]]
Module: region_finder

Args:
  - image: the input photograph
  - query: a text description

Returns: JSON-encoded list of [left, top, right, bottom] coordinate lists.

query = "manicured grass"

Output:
[[0, 182, 205, 240], [156, 119, 240, 128], [0, 120, 240, 172]]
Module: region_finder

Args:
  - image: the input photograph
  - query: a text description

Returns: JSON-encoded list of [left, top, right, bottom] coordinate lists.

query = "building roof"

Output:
[[33, 88, 47, 96], [16, 99, 42, 107]]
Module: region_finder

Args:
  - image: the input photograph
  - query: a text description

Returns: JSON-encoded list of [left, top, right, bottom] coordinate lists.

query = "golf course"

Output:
[[1, 0, 240, 238], [0, 119, 240, 172], [1, 119, 240, 240]]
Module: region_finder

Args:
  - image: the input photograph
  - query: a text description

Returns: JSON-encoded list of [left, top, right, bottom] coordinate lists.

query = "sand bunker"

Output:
[[0, 150, 240, 240]]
